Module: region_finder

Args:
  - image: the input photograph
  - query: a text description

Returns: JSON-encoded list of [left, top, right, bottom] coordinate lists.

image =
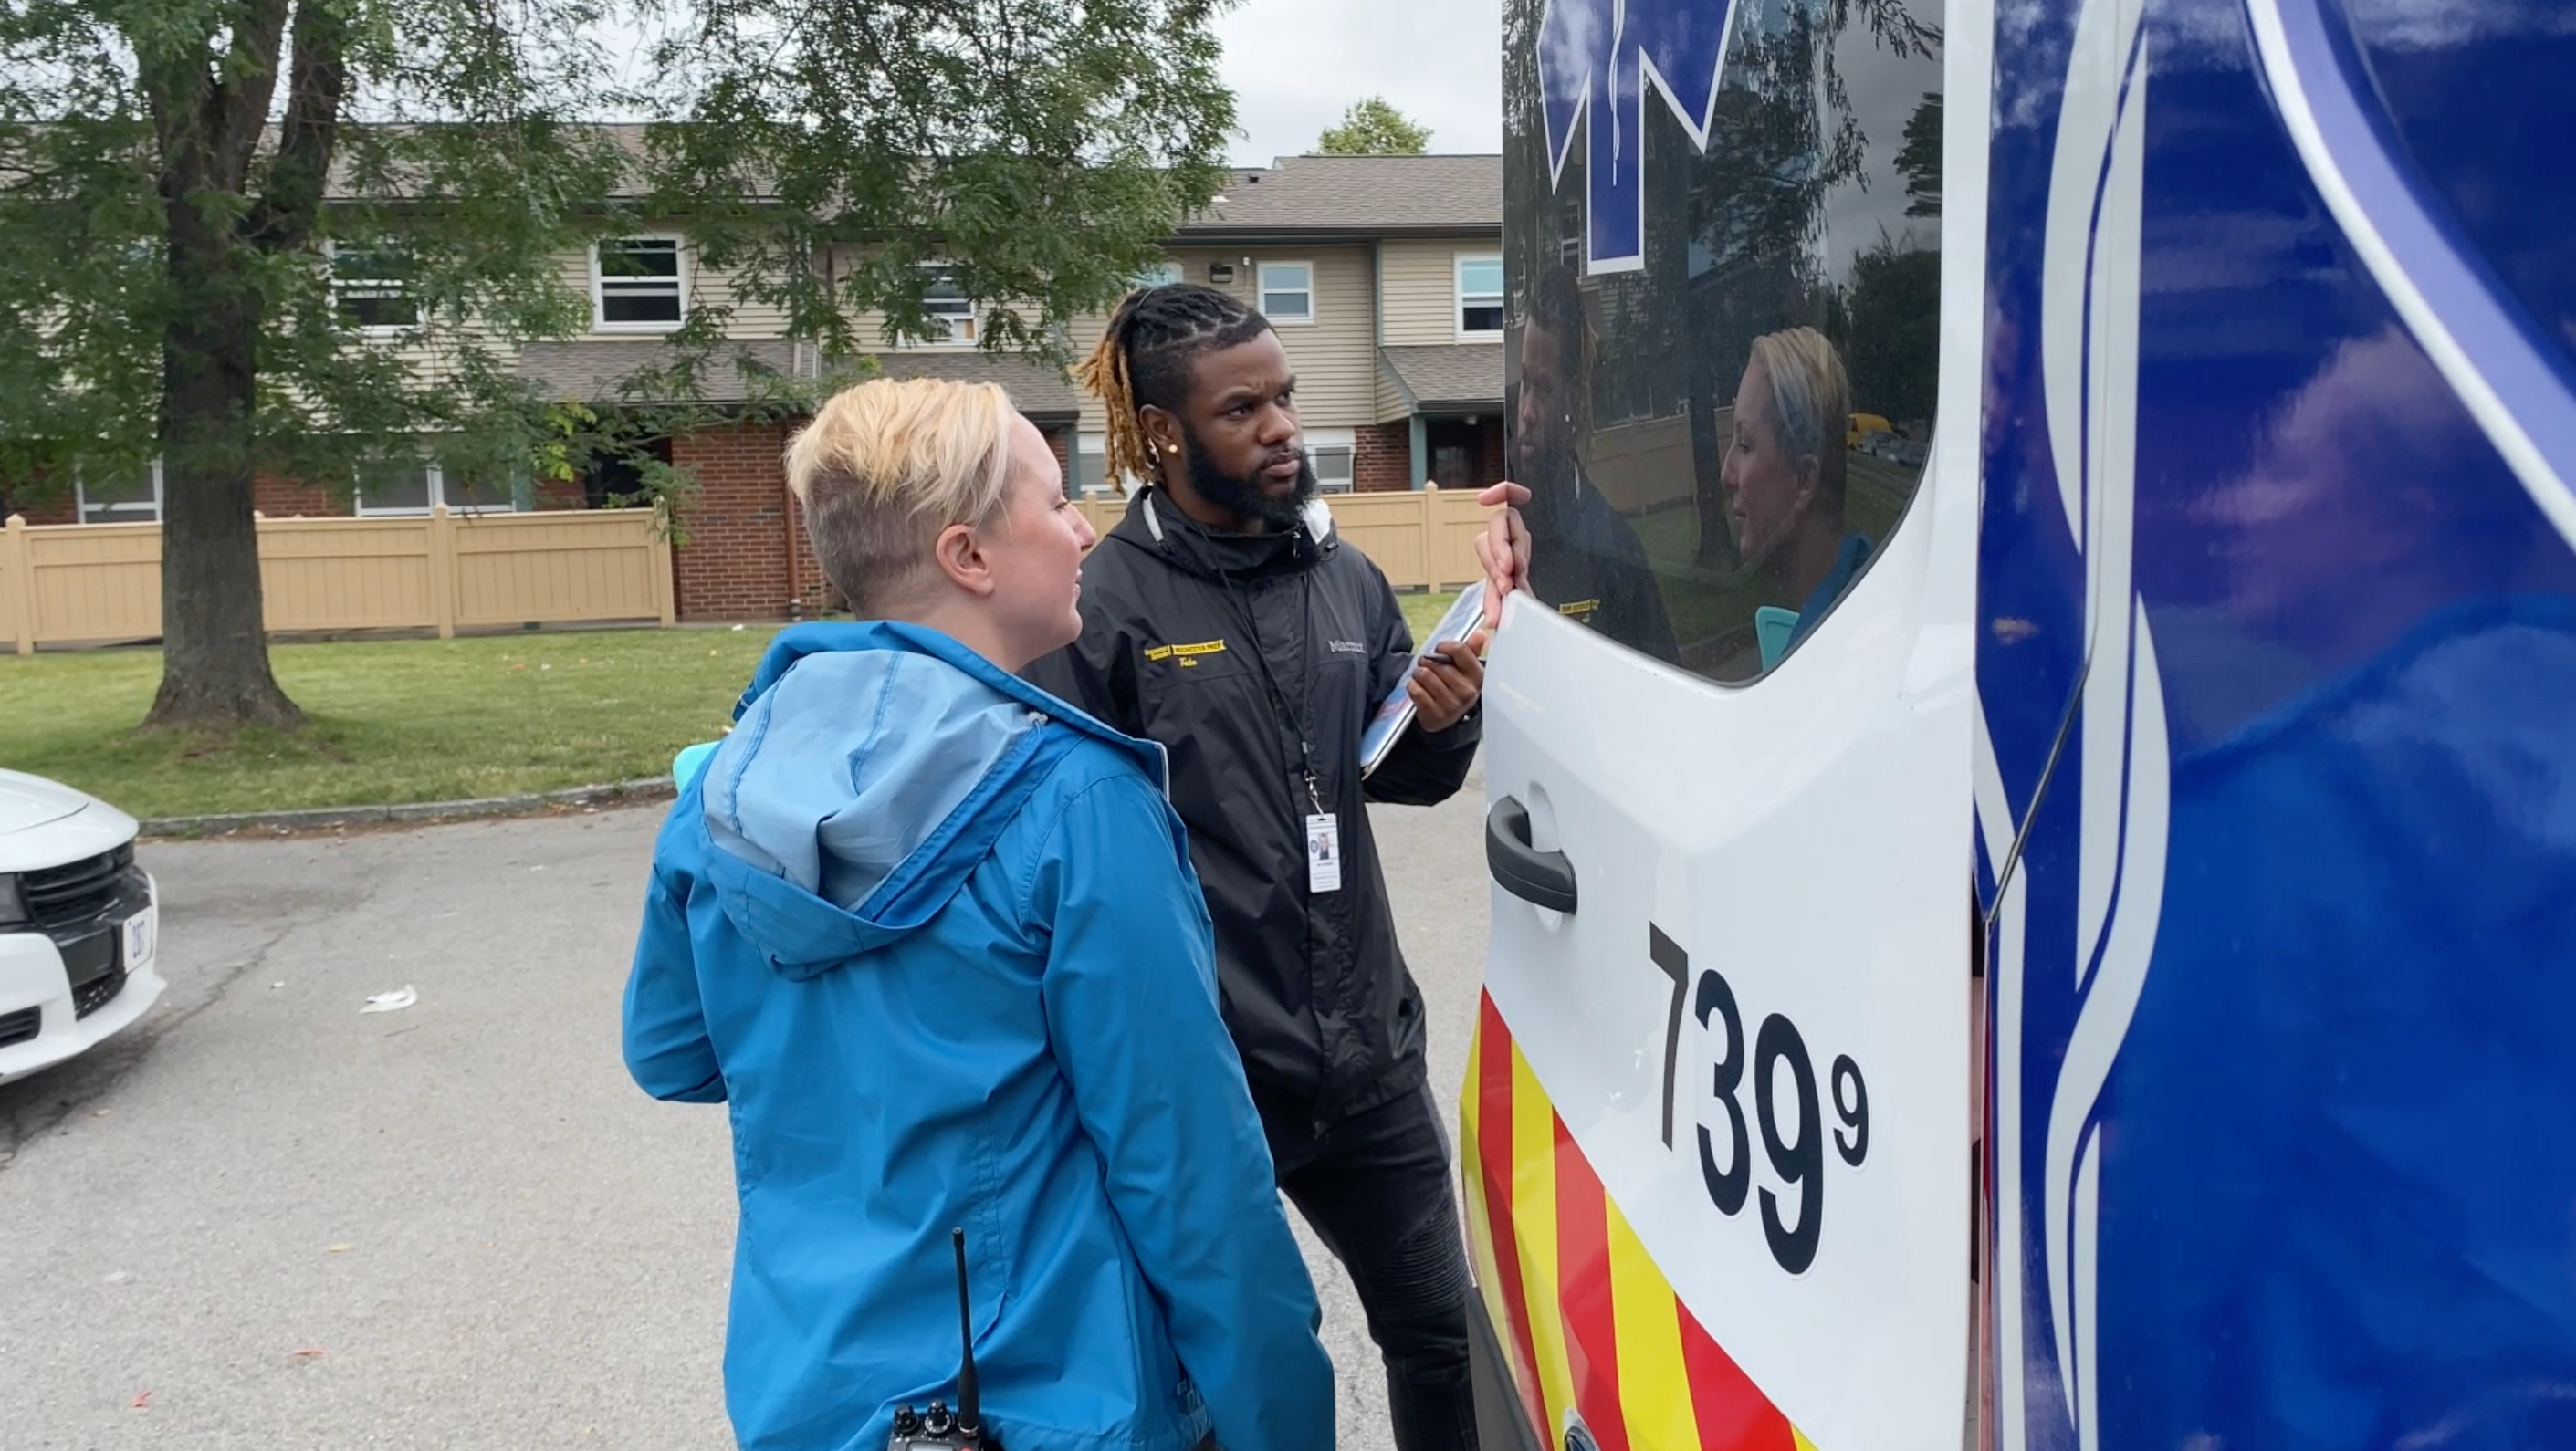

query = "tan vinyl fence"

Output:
[[3, 507, 675, 654], [1073, 486, 1493, 591]]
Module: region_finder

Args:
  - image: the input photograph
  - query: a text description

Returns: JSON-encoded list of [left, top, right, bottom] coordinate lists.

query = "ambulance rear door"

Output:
[[1465, 0, 1986, 1447]]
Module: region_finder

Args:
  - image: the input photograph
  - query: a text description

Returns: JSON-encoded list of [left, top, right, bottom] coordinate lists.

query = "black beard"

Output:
[[1182, 423, 1316, 532]]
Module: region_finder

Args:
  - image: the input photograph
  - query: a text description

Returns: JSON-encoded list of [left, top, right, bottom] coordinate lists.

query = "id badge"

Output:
[[1306, 812, 1343, 894]]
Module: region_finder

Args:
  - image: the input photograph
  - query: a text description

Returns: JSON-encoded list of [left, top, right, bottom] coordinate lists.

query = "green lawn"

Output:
[[3, 598, 1469, 821], [1401, 590, 1464, 643], [0, 628, 780, 821]]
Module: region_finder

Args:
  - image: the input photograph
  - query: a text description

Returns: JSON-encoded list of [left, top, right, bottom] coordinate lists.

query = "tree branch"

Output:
[[246, 0, 349, 254], [212, 0, 298, 191]]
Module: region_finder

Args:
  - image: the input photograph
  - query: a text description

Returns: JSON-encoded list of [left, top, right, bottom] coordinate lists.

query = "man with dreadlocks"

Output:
[[1478, 263, 1676, 663], [1028, 283, 1483, 1451]]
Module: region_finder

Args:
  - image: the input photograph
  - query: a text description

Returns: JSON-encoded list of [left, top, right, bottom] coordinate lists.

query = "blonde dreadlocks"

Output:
[[1074, 283, 1272, 492]]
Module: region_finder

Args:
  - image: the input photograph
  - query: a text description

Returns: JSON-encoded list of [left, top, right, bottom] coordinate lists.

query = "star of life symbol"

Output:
[[1539, 0, 1741, 274]]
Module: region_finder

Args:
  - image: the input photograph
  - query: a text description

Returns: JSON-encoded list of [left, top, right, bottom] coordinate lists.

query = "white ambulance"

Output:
[[1469, 0, 2576, 1447]]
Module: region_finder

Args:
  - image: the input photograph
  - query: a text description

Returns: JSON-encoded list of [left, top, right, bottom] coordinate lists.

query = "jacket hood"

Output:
[[1109, 487, 1338, 586], [697, 621, 1162, 979]]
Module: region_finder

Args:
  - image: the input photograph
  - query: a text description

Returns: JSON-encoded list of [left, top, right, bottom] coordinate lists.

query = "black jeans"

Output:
[[1270, 1082, 1480, 1451]]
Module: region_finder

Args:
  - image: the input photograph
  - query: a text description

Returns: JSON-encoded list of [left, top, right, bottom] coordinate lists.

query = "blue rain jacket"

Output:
[[623, 621, 1334, 1451]]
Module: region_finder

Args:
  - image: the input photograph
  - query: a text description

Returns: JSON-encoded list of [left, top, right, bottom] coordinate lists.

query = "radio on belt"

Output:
[[886, 1228, 1001, 1451]]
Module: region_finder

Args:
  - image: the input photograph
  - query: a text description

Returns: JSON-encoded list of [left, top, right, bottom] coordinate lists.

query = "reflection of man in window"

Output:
[[1510, 266, 1679, 662], [1724, 327, 1871, 647]]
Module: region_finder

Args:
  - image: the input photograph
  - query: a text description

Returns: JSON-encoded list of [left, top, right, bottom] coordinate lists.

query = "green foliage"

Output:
[[1897, 91, 1942, 218], [1836, 234, 1941, 426], [1315, 97, 1433, 157], [0, 1, 1238, 499], [1, 0, 1237, 727], [638, 0, 1239, 361]]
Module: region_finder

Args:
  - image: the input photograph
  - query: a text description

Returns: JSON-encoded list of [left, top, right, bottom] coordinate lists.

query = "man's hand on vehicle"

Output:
[[1409, 640, 1483, 733], [1475, 481, 1534, 633]]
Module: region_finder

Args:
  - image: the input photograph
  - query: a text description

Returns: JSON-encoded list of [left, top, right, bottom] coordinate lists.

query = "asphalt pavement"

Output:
[[0, 770, 1491, 1449]]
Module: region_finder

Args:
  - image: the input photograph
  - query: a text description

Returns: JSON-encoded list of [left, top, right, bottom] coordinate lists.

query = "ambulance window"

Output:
[[1501, 0, 1944, 684]]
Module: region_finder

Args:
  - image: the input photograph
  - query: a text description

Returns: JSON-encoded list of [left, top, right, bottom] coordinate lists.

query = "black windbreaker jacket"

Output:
[[1025, 488, 1481, 1137]]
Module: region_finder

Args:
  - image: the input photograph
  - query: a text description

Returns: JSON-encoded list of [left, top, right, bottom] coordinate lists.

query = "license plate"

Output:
[[121, 906, 156, 968]]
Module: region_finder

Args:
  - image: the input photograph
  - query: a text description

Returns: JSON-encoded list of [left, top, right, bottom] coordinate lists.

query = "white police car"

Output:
[[0, 769, 162, 1085]]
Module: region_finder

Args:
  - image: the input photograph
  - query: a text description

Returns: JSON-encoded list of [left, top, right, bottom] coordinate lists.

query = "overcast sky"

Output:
[[1213, 0, 1503, 163]]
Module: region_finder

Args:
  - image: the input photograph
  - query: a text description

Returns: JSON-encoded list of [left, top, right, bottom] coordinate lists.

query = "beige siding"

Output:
[[1066, 245, 1375, 434], [1264, 246, 1375, 427], [1378, 238, 1500, 349], [1377, 355, 1415, 426]]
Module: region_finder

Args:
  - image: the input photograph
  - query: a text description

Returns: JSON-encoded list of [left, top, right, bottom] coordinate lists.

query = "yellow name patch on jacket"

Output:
[[1145, 639, 1229, 668]]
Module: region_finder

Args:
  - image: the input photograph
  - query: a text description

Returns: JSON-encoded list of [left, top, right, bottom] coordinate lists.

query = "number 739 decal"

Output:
[[1652, 925, 1869, 1276]]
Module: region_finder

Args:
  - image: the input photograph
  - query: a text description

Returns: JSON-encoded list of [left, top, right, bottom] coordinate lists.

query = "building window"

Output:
[[1259, 262, 1314, 325], [918, 265, 978, 346], [330, 241, 420, 333], [355, 461, 518, 516], [77, 460, 162, 523], [592, 237, 686, 331], [1304, 427, 1356, 493], [1456, 256, 1504, 336], [1073, 433, 1109, 498], [1135, 260, 1183, 289]]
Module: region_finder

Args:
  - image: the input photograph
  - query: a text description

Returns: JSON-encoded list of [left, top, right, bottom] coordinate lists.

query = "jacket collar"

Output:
[[1111, 486, 1338, 585], [733, 620, 1167, 789]]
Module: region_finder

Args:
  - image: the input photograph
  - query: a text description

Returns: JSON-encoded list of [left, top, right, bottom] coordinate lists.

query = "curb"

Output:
[[141, 777, 675, 839]]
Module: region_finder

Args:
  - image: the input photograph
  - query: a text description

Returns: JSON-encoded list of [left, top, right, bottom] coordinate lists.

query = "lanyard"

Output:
[[1220, 566, 1325, 816], [1159, 494, 1326, 816]]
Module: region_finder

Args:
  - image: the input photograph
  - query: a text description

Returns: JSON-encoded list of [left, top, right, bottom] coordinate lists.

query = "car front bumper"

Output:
[[0, 872, 165, 1085]]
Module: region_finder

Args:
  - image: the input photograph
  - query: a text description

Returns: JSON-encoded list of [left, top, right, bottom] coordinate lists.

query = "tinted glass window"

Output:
[[331, 242, 420, 331], [597, 238, 685, 327], [1503, 0, 1943, 682]]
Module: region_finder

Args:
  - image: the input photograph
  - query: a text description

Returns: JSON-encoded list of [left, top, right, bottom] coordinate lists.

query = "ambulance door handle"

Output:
[[1486, 797, 1577, 913]]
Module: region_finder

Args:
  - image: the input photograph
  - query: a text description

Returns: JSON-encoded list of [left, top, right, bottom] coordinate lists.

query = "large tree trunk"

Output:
[[138, 0, 340, 734], [144, 227, 302, 733]]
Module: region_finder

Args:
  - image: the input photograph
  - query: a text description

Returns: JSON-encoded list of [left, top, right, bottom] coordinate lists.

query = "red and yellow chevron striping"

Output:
[[1463, 992, 1819, 1451]]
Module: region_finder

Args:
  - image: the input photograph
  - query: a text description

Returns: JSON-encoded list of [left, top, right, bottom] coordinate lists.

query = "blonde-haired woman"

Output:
[[623, 377, 1334, 1451], [1721, 326, 1869, 646]]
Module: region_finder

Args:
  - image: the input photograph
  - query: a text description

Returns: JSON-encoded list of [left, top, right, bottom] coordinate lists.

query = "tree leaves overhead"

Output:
[[0, 0, 1238, 730], [641, 0, 1238, 360], [2, 0, 1236, 494]]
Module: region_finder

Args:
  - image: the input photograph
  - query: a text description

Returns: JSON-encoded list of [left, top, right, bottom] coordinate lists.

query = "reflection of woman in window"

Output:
[[1723, 327, 1873, 646]]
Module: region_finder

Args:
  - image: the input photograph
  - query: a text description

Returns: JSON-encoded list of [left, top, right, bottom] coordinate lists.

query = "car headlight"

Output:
[[0, 874, 25, 928]]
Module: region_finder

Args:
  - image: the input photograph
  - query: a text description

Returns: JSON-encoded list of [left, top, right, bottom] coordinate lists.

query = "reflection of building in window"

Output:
[[78, 460, 162, 523], [355, 459, 518, 515], [918, 265, 979, 345], [1457, 256, 1504, 335], [1258, 262, 1314, 324], [593, 237, 686, 330], [330, 242, 420, 332]]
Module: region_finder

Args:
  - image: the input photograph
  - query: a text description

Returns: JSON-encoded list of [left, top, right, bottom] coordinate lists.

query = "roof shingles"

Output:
[[1380, 343, 1504, 412], [1189, 155, 1501, 235]]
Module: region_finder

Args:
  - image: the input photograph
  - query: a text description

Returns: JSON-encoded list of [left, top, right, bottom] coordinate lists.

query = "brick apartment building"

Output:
[[4, 153, 1506, 622]]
